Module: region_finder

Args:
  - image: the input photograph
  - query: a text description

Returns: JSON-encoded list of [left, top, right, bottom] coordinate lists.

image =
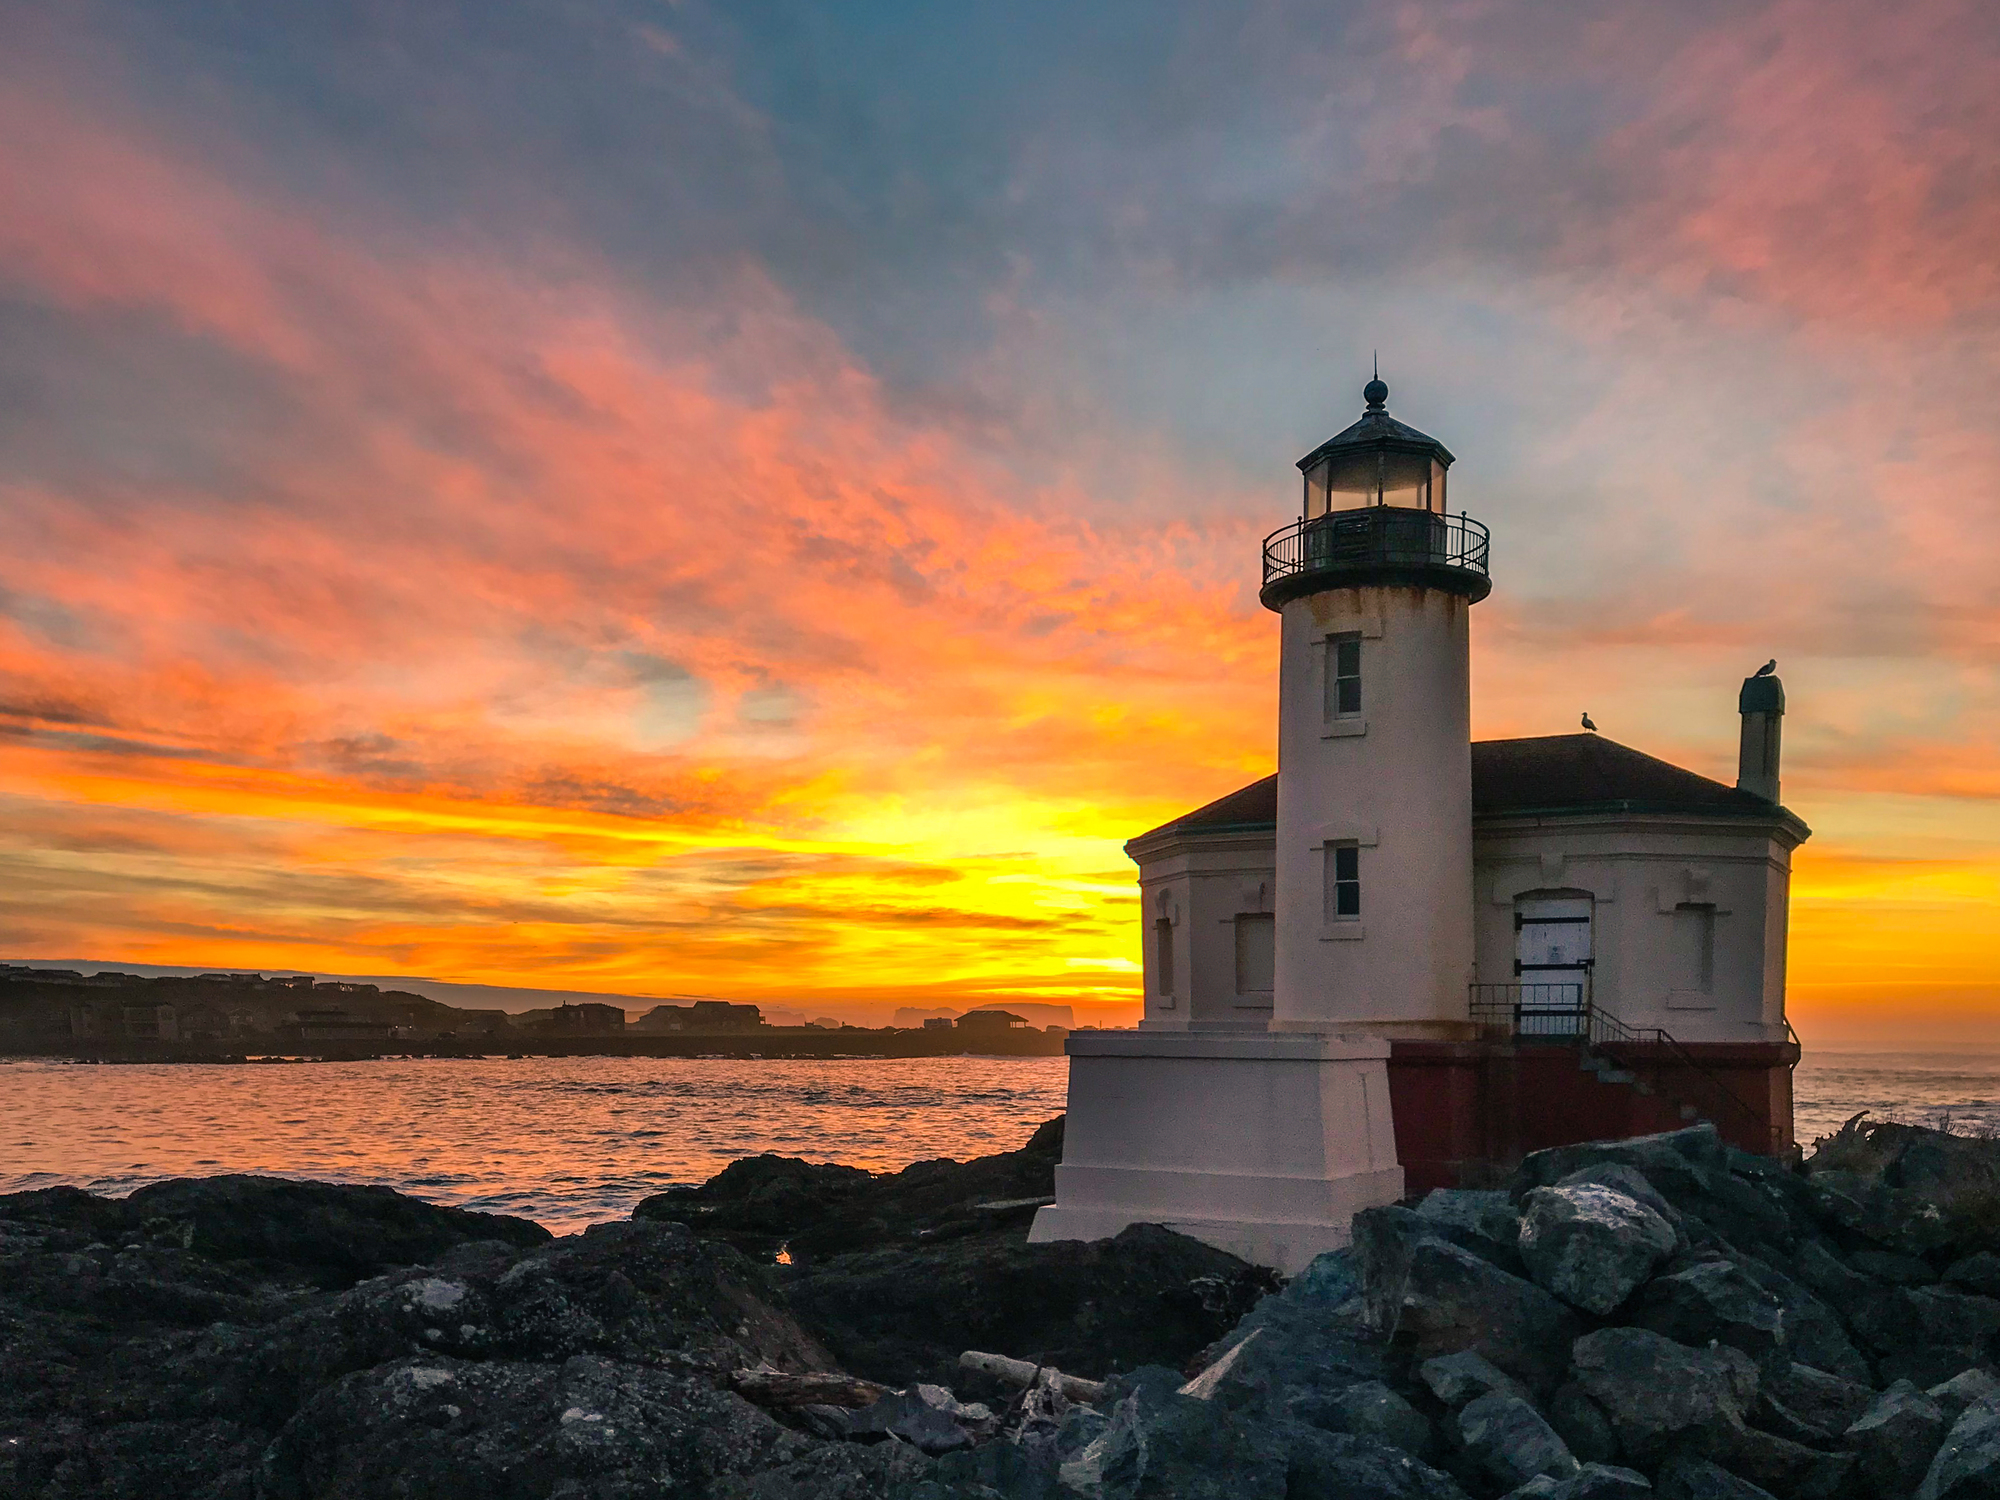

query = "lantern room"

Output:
[[1297, 375, 1455, 519]]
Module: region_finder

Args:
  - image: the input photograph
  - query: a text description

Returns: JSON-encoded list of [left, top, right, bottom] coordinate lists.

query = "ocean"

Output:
[[1, 1050, 1992, 1234]]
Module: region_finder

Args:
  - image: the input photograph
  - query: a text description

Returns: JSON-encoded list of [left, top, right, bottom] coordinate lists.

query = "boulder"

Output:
[[1518, 1184, 1678, 1315], [1654, 1456, 1779, 1499], [786, 1221, 1266, 1390], [1549, 1383, 1619, 1465], [1422, 1350, 1531, 1409], [1324, 1380, 1435, 1459], [1764, 1362, 1876, 1436], [1730, 1253, 1874, 1385], [1632, 1260, 1789, 1370], [1917, 1401, 2000, 1500], [847, 1383, 996, 1454], [1556, 1163, 1687, 1237], [1851, 1286, 2000, 1389], [1569, 1328, 1756, 1466], [1853, 1249, 1939, 1285], [1845, 1380, 1950, 1498], [1282, 1427, 1473, 1500], [634, 1115, 1069, 1264], [1417, 1189, 1526, 1264], [255, 1354, 840, 1499], [121, 1175, 550, 1282], [1551, 1466, 1655, 1499], [1353, 1208, 1582, 1393], [1932, 1371, 2000, 1423], [1946, 1254, 2000, 1300], [1459, 1392, 1579, 1490]]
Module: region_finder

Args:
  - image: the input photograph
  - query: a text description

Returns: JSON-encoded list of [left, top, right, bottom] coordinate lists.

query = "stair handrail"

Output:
[[1586, 1002, 1778, 1153]]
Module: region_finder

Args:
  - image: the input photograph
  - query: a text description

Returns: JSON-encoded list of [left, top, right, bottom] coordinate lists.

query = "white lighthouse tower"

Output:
[[1266, 374, 1487, 1037], [1027, 375, 1482, 1270]]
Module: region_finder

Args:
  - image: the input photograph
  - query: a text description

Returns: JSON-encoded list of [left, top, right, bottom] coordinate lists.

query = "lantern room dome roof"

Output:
[[1297, 379, 1456, 473]]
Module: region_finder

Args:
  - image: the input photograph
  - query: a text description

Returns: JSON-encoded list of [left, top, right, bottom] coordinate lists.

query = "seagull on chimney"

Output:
[[1754, 659, 1777, 677], [1581, 712, 1598, 732]]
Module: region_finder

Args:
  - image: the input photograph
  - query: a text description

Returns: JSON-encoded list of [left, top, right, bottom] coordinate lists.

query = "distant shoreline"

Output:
[[0, 1028, 1070, 1064]]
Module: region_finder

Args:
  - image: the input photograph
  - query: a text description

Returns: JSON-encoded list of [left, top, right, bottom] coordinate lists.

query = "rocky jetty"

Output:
[[9, 1113, 2000, 1498]]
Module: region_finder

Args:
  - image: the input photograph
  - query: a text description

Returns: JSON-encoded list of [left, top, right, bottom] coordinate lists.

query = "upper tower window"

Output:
[[1327, 635, 1362, 718]]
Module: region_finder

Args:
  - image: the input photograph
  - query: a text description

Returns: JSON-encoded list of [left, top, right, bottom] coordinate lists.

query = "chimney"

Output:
[[1737, 672, 1784, 803]]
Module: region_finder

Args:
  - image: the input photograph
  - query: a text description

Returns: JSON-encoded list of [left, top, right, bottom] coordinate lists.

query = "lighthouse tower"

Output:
[[1264, 376, 1489, 1037]]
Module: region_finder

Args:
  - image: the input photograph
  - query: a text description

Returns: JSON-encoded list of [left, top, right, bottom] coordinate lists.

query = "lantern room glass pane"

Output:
[[1377, 449, 1435, 510], [1323, 450, 1382, 506], [1304, 459, 1332, 519]]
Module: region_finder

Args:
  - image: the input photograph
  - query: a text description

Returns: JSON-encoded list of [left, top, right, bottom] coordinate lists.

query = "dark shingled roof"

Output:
[[1130, 734, 1783, 845]]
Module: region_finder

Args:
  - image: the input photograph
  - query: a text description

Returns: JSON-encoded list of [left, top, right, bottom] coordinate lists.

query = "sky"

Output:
[[1, 0, 1996, 1041]]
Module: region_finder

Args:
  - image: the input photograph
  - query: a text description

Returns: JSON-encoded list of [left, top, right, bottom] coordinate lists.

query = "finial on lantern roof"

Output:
[[1363, 354, 1388, 411]]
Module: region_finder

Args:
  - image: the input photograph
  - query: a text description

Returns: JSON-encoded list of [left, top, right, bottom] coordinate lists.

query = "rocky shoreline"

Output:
[[8, 1113, 2000, 1498]]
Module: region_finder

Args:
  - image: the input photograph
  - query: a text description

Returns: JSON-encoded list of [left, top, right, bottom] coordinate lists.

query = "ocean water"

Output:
[[2, 1050, 1993, 1233], [0, 1055, 1070, 1234]]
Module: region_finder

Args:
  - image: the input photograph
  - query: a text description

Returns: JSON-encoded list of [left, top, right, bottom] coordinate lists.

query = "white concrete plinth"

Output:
[[1027, 1029, 1404, 1274]]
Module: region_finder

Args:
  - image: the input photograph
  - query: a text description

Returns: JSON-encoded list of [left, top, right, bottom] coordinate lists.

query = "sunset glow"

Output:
[[3, 1, 1997, 1041]]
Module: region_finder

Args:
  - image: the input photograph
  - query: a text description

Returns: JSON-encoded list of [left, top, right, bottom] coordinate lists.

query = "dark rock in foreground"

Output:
[[14, 1110, 2000, 1499]]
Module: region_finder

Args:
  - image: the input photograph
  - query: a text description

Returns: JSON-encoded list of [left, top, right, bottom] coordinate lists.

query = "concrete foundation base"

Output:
[[1027, 1029, 1405, 1274]]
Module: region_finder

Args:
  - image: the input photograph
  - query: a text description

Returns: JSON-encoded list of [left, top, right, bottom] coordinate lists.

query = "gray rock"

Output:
[[1548, 1383, 1619, 1465], [1946, 1253, 2000, 1300], [1418, 1189, 1524, 1256], [256, 1353, 838, 1499], [1353, 1209, 1582, 1393], [1932, 1371, 2000, 1423], [1917, 1400, 2000, 1500], [1553, 1465, 1654, 1499], [1792, 1237, 1884, 1314], [932, 1441, 1068, 1500], [1854, 1286, 2000, 1388], [1421, 1350, 1532, 1409], [1854, 1249, 1940, 1284], [1285, 1247, 1365, 1306], [1845, 1379, 1949, 1498], [849, 1383, 995, 1454], [1731, 1252, 1874, 1385], [1325, 1381, 1435, 1459], [1569, 1327, 1756, 1465], [1283, 1428, 1471, 1500], [1765, 1362, 1876, 1435], [1519, 1184, 1678, 1315], [1654, 1455, 1779, 1499], [1632, 1259, 1789, 1370], [1500, 1465, 1655, 1500], [1556, 1164, 1686, 1235], [1459, 1392, 1579, 1489]]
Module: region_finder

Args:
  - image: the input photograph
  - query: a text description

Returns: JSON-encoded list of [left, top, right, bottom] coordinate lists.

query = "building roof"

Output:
[[1129, 734, 1786, 846]]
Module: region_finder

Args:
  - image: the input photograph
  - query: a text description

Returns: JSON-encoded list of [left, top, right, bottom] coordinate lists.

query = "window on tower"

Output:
[[1153, 916, 1175, 997], [1327, 635, 1362, 719], [1325, 843, 1361, 921]]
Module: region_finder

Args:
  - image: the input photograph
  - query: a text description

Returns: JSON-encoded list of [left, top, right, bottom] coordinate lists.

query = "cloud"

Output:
[[0, 0, 1995, 1024]]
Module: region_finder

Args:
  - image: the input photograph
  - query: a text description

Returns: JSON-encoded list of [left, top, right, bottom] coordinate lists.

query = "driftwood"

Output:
[[728, 1369, 894, 1409], [958, 1350, 1106, 1404]]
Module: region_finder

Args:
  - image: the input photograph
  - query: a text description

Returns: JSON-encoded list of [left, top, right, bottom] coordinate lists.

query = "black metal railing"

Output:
[[1469, 982, 1588, 1038], [1468, 982, 1778, 1153], [1262, 507, 1490, 589]]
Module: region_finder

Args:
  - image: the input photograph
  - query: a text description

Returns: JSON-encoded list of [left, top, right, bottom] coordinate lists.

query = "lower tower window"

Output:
[[1325, 843, 1360, 921]]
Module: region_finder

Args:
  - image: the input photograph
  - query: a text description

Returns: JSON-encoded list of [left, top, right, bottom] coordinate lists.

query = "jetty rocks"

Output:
[[6, 1115, 2000, 1498]]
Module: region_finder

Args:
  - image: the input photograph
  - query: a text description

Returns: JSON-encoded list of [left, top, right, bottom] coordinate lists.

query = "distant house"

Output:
[[632, 1000, 764, 1033], [956, 1010, 1028, 1032], [119, 1002, 178, 1041], [922, 1017, 954, 1031], [549, 1002, 626, 1034], [288, 1009, 394, 1042]]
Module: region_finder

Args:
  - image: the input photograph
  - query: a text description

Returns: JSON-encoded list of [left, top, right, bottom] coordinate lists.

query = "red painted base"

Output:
[[1385, 1038, 1800, 1195]]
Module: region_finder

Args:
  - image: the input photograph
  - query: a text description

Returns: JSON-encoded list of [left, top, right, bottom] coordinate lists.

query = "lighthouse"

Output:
[[1031, 372, 1807, 1271], [1266, 374, 1487, 1037]]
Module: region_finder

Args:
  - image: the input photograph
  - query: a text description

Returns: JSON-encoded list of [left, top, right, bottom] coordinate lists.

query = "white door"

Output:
[[1516, 896, 1592, 1032]]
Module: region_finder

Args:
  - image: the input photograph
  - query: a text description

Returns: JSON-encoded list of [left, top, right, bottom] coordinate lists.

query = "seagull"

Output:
[[1581, 712, 1598, 732], [1754, 659, 1777, 677]]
